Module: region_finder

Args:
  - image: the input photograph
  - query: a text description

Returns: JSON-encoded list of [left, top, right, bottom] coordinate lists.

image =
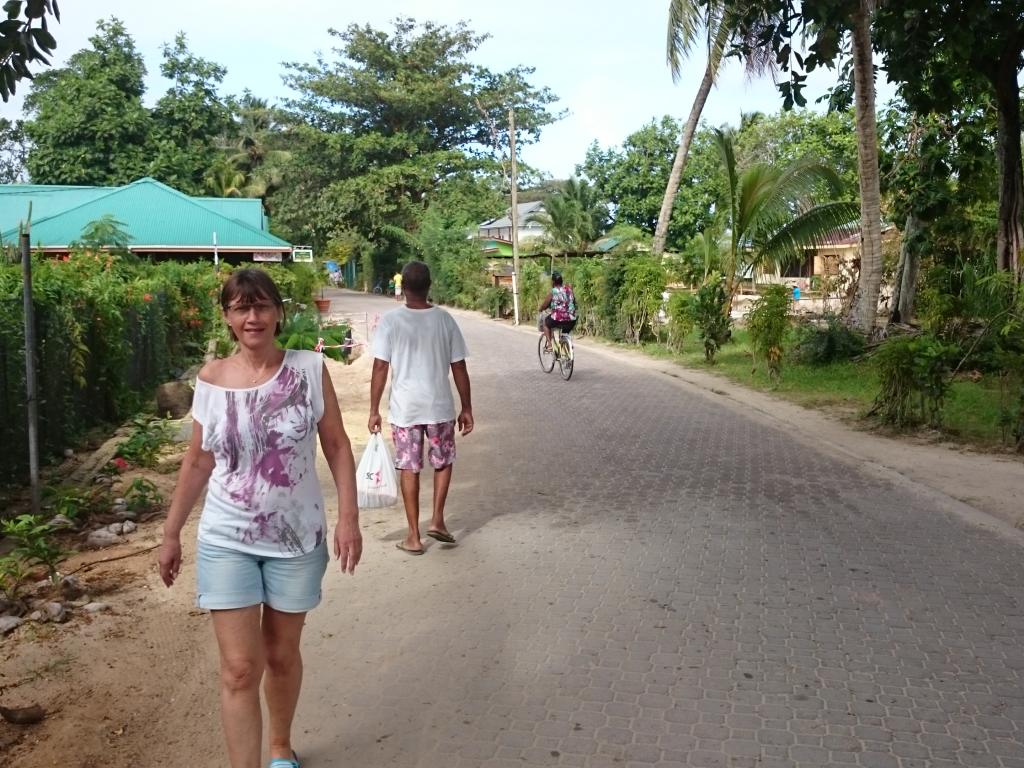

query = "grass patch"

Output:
[[641, 329, 1010, 449]]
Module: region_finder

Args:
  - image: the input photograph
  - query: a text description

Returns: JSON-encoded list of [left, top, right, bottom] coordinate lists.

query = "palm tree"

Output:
[[653, 1, 774, 256], [710, 128, 859, 309], [531, 178, 609, 259], [222, 93, 291, 201], [204, 157, 246, 198], [847, 0, 885, 334]]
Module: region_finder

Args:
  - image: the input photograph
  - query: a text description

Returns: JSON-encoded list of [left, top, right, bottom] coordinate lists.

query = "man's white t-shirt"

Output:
[[373, 305, 468, 427]]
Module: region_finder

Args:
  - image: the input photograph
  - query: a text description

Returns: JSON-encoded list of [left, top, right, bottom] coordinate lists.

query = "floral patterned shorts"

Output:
[[392, 421, 457, 472]]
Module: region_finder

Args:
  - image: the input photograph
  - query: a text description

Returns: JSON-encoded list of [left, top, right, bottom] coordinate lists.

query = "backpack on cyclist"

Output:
[[552, 284, 577, 323], [564, 284, 577, 321]]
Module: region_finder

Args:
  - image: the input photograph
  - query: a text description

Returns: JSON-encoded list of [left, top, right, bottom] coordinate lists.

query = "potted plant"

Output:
[[313, 268, 331, 313]]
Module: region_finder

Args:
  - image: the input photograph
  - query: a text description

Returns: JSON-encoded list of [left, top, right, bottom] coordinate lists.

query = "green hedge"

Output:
[[0, 254, 222, 484]]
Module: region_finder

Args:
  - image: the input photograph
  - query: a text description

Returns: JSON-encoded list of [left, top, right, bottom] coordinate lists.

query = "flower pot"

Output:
[[314, 298, 331, 313]]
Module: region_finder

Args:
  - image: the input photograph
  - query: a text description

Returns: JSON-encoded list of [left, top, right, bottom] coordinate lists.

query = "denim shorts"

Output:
[[195, 539, 329, 613]]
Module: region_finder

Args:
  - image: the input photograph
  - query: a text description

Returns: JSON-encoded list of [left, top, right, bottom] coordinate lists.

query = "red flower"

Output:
[[112, 457, 129, 472], [143, 293, 153, 302]]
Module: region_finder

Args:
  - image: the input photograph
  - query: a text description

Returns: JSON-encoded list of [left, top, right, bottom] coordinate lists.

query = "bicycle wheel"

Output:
[[558, 337, 574, 380], [538, 335, 555, 372]]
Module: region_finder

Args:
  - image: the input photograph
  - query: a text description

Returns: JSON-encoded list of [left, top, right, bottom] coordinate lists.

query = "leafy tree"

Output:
[[0, 0, 59, 101], [874, 1, 1024, 281], [0, 117, 29, 182], [270, 18, 560, 277], [282, 19, 559, 158], [879, 94, 998, 323], [579, 117, 724, 249], [711, 127, 858, 308], [23, 17, 151, 185], [149, 33, 233, 195], [733, 108, 859, 197]]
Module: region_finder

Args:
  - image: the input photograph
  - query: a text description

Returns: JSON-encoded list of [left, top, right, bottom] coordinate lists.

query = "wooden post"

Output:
[[509, 108, 521, 326], [20, 211, 40, 515]]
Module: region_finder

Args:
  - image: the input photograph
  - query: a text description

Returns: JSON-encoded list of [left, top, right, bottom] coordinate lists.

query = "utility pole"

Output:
[[509, 108, 521, 325], [20, 208, 40, 514]]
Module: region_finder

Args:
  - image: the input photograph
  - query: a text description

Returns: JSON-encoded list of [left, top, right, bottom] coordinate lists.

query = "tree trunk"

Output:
[[890, 212, 921, 324], [991, 48, 1023, 279], [652, 53, 718, 256], [848, 0, 884, 334]]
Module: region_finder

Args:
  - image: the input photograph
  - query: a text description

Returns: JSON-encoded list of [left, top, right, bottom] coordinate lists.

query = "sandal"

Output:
[[268, 752, 300, 768]]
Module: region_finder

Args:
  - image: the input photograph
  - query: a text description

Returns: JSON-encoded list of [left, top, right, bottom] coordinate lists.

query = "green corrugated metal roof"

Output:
[[0, 178, 290, 250], [195, 197, 266, 231], [0, 185, 110, 229]]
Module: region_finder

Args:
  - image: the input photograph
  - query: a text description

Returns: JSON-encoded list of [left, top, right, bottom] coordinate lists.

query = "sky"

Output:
[[0, 0, 895, 179]]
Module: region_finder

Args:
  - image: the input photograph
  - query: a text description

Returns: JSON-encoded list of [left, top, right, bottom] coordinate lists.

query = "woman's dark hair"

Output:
[[220, 268, 285, 338], [551, 271, 564, 286]]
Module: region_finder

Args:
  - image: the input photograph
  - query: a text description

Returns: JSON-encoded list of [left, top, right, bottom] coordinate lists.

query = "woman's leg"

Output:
[[262, 607, 309, 761], [211, 606, 265, 768]]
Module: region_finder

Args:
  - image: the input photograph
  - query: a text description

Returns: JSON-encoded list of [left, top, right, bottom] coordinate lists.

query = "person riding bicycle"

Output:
[[539, 271, 577, 352]]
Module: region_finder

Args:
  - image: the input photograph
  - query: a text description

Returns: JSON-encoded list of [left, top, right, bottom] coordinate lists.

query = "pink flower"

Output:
[[112, 457, 129, 472]]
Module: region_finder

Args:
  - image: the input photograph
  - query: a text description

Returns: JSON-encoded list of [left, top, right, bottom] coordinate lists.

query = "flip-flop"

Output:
[[426, 530, 456, 544], [395, 542, 424, 555], [268, 751, 300, 768]]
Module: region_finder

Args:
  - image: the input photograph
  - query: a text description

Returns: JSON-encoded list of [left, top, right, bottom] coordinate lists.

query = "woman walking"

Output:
[[159, 269, 362, 768]]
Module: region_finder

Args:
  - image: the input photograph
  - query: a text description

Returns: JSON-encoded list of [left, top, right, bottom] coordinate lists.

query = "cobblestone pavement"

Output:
[[301, 292, 1024, 768]]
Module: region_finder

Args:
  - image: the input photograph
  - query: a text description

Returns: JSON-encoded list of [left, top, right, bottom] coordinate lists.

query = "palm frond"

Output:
[[754, 201, 860, 272], [667, 0, 706, 81], [736, 163, 783, 239]]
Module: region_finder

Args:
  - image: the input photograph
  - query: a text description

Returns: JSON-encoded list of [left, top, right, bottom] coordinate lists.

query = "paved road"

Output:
[[300, 291, 1024, 768]]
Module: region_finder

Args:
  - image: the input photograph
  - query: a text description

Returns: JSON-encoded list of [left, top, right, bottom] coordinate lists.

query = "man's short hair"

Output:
[[401, 261, 432, 295]]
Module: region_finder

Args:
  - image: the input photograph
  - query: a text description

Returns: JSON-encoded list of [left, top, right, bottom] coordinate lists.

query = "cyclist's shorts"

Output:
[[392, 420, 456, 472], [544, 315, 576, 333]]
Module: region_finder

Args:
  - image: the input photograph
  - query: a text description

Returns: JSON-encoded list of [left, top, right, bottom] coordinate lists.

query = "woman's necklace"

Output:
[[239, 356, 275, 384]]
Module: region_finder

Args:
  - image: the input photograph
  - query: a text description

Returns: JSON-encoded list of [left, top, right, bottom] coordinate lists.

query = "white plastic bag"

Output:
[[356, 433, 399, 508]]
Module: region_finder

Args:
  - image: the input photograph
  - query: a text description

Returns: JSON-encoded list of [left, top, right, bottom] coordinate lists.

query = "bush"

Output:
[[870, 334, 958, 428], [791, 314, 866, 365], [619, 258, 666, 344], [597, 258, 627, 338], [125, 477, 164, 514], [116, 416, 174, 468], [1, 514, 65, 585], [517, 260, 546, 325], [746, 285, 792, 381], [665, 291, 695, 351], [277, 310, 352, 362], [479, 285, 511, 318], [692, 275, 732, 362], [561, 259, 604, 336]]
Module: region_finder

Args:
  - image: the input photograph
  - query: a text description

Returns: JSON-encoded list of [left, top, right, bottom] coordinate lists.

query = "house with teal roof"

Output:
[[0, 178, 292, 260]]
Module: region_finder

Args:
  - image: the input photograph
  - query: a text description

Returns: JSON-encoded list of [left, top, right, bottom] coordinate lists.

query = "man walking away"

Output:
[[369, 261, 474, 554]]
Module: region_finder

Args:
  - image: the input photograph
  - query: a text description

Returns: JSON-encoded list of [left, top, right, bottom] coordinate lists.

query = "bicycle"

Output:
[[538, 329, 574, 380]]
